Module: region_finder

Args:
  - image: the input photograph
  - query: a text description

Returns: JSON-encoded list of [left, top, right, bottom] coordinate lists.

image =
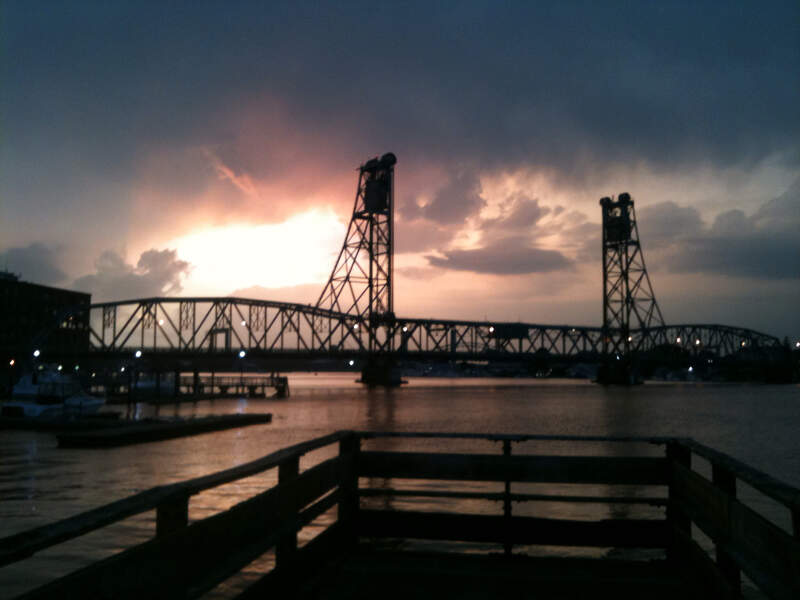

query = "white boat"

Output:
[[1, 369, 105, 418]]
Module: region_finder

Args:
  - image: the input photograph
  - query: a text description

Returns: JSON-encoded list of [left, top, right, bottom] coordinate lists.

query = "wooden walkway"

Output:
[[295, 552, 689, 600], [2, 431, 798, 599]]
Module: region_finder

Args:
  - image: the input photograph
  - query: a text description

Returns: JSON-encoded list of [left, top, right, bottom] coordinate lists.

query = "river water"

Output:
[[1, 375, 798, 598]]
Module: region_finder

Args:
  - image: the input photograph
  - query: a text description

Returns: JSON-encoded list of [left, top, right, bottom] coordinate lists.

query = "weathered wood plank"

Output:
[[681, 439, 800, 513], [359, 488, 668, 505], [668, 527, 739, 600], [359, 452, 668, 485], [14, 457, 343, 599], [356, 430, 677, 445], [671, 462, 800, 600], [0, 430, 350, 567], [357, 510, 670, 548]]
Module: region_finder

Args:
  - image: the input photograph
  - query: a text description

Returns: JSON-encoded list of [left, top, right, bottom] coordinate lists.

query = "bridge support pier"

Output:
[[596, 357, 642, 385], [359, 356, 404, 387]]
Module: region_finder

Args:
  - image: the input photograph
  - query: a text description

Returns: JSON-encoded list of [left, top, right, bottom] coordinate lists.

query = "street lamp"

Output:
[[33, 349, 41, 358]]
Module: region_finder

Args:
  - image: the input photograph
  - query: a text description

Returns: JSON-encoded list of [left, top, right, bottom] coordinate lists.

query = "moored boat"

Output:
[[1, 368, 105, 418]]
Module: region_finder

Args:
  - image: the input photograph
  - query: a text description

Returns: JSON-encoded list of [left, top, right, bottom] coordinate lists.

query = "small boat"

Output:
[[1, 368, 105, 418]]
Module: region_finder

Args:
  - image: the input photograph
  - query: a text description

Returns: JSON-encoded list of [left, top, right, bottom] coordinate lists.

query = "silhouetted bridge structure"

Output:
[[37, 154, 789, 383]]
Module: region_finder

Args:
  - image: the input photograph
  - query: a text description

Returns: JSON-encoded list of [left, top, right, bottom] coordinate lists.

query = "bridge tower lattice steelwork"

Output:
[[600, 193, 665, 358], [316, 153, 397, 355]]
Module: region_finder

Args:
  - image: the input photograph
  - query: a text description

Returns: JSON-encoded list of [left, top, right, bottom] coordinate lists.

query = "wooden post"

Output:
[[666, 441, 691, 562], [156, 493, 189, 537], [338, 433, 360, 548], [503, 439, 513, 556], [712, 463, 741, 594], [276, 456, 299, 570]]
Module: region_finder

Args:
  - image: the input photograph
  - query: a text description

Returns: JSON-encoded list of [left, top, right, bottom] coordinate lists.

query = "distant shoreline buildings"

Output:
[[1, 272, 90, 389]]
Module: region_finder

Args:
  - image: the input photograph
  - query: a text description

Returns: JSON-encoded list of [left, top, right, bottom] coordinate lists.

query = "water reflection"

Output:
[[364, 387, 397, 512]]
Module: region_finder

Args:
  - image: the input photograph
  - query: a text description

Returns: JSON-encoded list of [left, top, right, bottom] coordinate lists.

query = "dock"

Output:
[[1, 431, 798, 599], [56, 413, 272, 448], [96, 373, 290, 402]]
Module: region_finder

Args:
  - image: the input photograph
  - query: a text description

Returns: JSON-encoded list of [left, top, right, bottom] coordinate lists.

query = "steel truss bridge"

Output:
[[64, 297, 780, 362], [42, 153, 785, 379]]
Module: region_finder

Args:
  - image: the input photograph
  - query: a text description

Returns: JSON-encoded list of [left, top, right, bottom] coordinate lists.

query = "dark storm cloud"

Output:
[[633, 182, 800, 279], [427, 236, 572, 274], [480, 196, 550, 234], [73, 249, 191, 300], [418, 171, 484, 225], [3, 1, 798, 227], [0, 243, 66, 285]]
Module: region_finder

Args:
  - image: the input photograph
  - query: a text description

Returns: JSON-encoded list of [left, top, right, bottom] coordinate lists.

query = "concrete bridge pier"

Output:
[[596, 356, 642, 385], [359, 356, 404, 387]]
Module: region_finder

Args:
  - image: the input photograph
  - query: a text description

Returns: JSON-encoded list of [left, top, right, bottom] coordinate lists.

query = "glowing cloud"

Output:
[[168, 209, 346, 295]]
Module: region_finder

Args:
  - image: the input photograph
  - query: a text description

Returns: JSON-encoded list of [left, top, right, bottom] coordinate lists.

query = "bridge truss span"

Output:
[[55, 297, 782, 364]]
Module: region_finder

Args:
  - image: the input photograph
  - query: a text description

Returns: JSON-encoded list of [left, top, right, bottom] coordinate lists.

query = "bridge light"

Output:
[[348, 360, 355, 366], [695, 339, 701, 346], [627, 336, 632, 342], [740, 341, 747, 347], [238, 350, 246, 358], [121, 366, 126, 373], [74, 365, 79, 371], [9, 359, 14, 366], [688, 366, 694, 373], [241, 320, 247, 326], [91, 372, 96, 378], [57, 365, 63, 371], [402, 326, 408, 332], [158, 319, 164, 326], [675, 337, 681, 344], [135, 350, 142, 358], [795, 341, 800, 348], [353, 323, 359, 330], [615, 354, 621, 360], [33, 349, 41, 358], [489, 326, 495, 333]]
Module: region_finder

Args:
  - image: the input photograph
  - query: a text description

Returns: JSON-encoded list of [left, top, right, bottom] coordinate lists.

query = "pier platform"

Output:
[[2, 431, 798, 599], [56, 413, 272, 448]]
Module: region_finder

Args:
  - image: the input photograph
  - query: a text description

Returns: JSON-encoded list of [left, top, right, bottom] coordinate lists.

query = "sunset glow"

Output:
[[169, 210, 346, 294]]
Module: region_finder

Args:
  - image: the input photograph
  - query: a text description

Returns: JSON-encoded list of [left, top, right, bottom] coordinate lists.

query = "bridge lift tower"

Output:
[[599, 193, 665, 384], [316, 152, 401, 384]]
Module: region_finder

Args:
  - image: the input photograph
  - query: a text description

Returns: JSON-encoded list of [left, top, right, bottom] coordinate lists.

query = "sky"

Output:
[[1, 1, 798, 340]]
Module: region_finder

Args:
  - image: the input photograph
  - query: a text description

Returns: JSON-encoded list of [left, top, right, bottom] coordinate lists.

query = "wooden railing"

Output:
[[1, 431, 798, 599], [0, 431, 355, 599], [666, 438, 800, 600]]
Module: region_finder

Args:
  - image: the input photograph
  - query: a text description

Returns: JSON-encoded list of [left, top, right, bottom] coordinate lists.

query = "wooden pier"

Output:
[[176, 374, 290, 399], [1, 431, 798, 599], [96, 373, 290, 401], [56, 413, 272, 448]]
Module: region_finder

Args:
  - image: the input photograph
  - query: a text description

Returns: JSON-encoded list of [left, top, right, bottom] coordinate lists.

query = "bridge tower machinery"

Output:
[[600, 193, 665, 361], [316, 153, 399, 380]]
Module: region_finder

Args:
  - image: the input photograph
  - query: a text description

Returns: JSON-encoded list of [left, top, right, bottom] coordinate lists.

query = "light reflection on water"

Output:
[[0, 375, 798, 597]]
